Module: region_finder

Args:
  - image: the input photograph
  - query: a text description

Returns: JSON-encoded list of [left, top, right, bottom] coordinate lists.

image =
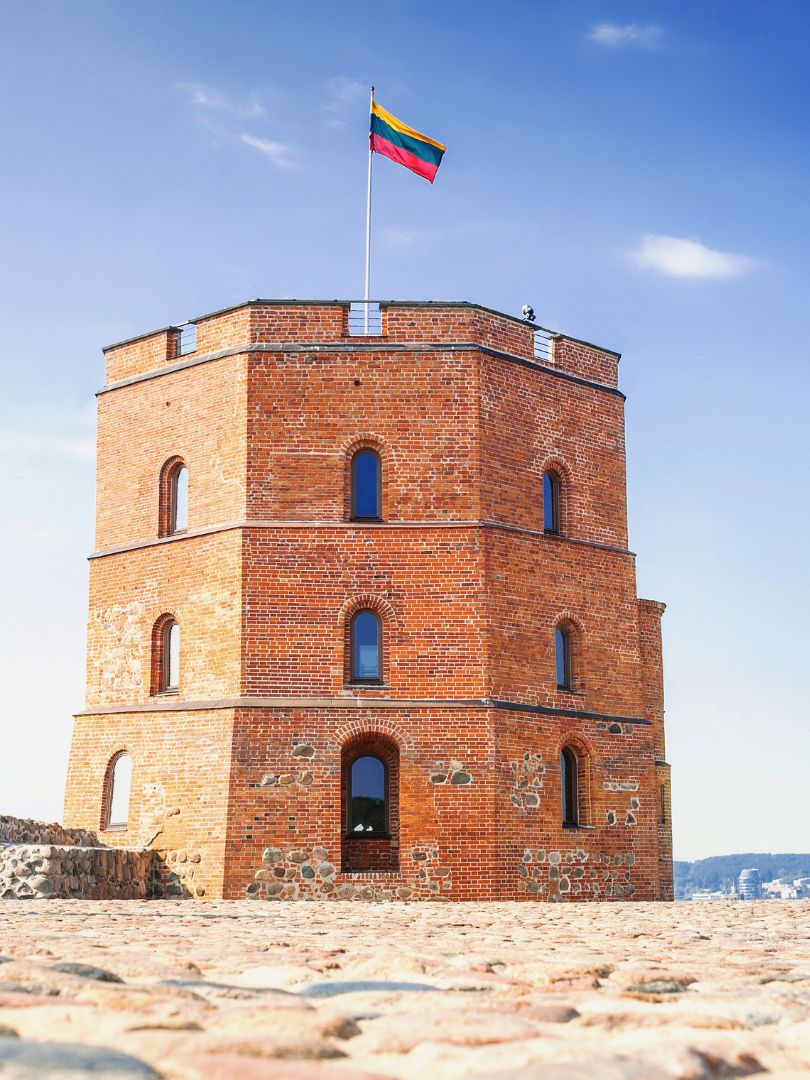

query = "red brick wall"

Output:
[[245, 347, 480, 522], [64, 709, 234, 898], [65, 299, 671, 902], [479, 352, 628, 546], [240, 527, 485, 698], [85, 533, 242, 707], [551, 336, 620, 388], [95, 355, 247, 551]]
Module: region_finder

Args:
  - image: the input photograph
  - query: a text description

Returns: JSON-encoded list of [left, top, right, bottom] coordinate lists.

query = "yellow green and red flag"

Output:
[[369, 100, 446, 183]]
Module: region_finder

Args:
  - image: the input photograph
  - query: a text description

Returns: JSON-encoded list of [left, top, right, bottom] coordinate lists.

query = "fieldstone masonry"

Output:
[[0, 816, 153, 900], [0, 816, 200, 900]]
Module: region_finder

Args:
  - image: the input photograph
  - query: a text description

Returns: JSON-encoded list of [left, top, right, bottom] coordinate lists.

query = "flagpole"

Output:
[[364, 86, 375, 334]]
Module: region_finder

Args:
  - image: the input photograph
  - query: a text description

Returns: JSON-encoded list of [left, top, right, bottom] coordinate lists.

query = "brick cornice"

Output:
[[75, 696, 651, 725], [89, 519, 635, 560], [96, 341, 624, 399]]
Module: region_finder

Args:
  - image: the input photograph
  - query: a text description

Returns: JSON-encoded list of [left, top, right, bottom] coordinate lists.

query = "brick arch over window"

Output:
[[536, 454, 573, 535], [552, 610, 586, 693], [100, 749, 133, 832], [554, 733, 594, 828], [340, 731, 400, 874], [331, 717, 413, 755], [158, 455, 188, 537], [338, 595, 398, 687], [150, 612, 181, 695], [341, 435, 390, 522]]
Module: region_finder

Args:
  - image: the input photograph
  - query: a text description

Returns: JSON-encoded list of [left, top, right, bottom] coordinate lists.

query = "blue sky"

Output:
[[1, 0, 807, 860]]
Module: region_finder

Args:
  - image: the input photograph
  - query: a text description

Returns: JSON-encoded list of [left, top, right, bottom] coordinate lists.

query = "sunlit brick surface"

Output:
[[64, 300, 672, 901]]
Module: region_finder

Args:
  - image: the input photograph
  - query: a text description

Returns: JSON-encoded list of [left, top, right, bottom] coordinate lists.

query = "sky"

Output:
[[0, 0, 808, 862]]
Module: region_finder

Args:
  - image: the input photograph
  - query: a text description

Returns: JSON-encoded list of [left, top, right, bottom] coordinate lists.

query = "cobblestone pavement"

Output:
[[0, 900, 808, 1078]]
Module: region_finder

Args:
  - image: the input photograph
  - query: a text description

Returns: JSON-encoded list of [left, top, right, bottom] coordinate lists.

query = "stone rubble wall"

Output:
[[0, 815, 158, 900], [0, 844, 154, 900], [0, 815, 101, 847]]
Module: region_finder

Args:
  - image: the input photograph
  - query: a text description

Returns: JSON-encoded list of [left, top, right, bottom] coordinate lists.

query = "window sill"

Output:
[[344, 834, 392, 841], [153, 688, 179, 697], [104, 824, 128, 833], [563, 823, 595, 830], [556, 687, 585, 696], [349, 517, 384, 524], [345, 681, 387, 688]]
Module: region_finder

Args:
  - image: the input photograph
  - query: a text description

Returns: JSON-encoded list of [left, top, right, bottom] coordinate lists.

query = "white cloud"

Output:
[[590, 22, 663, 48], [179, 82, 265, 119], [238, 133, 295, 169], [629, 234, 759, 280], [323, 76, 368, 128]]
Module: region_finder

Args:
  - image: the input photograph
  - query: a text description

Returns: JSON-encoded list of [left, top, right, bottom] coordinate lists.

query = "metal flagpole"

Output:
[[364, 86, 375, 334]]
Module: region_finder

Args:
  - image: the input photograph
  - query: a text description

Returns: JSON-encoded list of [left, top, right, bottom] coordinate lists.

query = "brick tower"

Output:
[[64, 300, 673, 901]]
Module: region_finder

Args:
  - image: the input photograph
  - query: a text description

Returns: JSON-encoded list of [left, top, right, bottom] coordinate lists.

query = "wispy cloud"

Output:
[[629, 234, 759, 280], [180, 82, 294, 168], [322, 76, 368, 129], [238, 133, 295, 169], [179, 81, 265, 119], [590, 23, 663, 48]]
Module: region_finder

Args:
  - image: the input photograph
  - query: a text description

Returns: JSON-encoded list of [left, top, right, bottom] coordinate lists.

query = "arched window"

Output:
[[348, 754, 387, 834], [106, 752, 132, 830], [171, 465, 188, 533], [555, 625, 572, 690], [543, 470, 561, 534], [159, 458, 188, 536], [153, 617, 180, 694], [350, 449, 381, 520], [560, 747, 579, 826], [341, 735, 400, 873], [350, 610, 382, 682]]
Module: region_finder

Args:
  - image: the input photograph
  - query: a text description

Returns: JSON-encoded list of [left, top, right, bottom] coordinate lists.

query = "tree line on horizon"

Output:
[[674, 853, 810, 898]]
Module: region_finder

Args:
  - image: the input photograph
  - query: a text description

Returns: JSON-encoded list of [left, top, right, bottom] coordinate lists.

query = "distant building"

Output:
[[762, 878, 810, 899], [691, 889, 729, 902], [739, 868, 762, 899]]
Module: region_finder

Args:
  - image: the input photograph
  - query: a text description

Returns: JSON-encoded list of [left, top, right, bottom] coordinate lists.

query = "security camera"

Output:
[[522, 304, 535, 322]]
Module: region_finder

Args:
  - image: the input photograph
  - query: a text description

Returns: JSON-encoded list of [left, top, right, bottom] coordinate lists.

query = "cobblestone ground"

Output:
[[0, 900, 808, 1079]]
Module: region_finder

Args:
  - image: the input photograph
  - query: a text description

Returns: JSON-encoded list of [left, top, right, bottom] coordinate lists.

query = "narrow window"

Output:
[[162, 619, 180, 691], [171, 465, 188, 533], [349, 754, 387, 834], [660, 783, 666, 823], [351, 610, 382, 682], [543, 471, 561, 533], [107, 753, 132, 830], [350, 450, 381, 520], [178, 322, 197, 356], [159, 458, 188, 537], [555, 625, 572, 690], [561, 747, 578, 826]]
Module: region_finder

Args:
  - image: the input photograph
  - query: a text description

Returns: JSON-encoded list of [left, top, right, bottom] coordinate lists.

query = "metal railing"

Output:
[[178, 322, 197, 356], [533, 326, 555, 365], [347, 301, 382, 336]]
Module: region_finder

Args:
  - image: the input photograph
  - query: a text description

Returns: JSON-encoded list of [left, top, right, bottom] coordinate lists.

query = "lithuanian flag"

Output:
[[370, 100, 446, 183]]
